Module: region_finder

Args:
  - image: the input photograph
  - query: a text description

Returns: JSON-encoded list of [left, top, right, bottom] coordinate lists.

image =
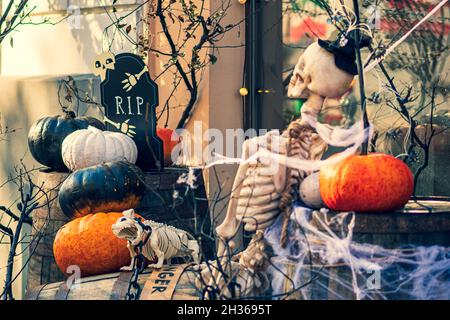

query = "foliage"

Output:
[[103, 0, 243, 129]]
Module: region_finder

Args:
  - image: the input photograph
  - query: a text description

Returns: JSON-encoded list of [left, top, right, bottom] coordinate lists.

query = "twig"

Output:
[[352, 0, 369, 155]]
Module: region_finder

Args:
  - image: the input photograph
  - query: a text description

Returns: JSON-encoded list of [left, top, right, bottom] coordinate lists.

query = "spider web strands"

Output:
[[202, 119, 372, 173], [363, 0, 448, 74], [265, 206, 450, 300]]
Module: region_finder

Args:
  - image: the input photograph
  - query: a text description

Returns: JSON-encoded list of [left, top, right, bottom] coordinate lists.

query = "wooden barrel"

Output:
[[279, 198, 450, 300], [25, 267, 200, 300], [27, 170, 70, 291]]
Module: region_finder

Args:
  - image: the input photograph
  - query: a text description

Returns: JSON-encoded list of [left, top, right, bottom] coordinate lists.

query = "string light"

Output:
[[239, 87, 249, 96]]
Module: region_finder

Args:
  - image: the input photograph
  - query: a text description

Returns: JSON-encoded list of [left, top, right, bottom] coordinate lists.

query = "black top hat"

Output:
[[318, 30, 371, 75]]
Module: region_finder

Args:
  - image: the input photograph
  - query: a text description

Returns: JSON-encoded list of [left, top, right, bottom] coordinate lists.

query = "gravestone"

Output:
[[99, 52, 163, 171]]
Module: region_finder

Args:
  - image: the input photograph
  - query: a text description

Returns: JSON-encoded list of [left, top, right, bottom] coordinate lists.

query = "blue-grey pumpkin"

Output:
[[28, 111, 105, 171], [58, 160, 146, 219]]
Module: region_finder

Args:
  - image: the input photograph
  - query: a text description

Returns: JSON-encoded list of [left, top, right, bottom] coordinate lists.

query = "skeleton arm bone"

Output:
[[211, 139, 253, 298], [103, 116, 121, 129], [216, 139, 252, 240], [103, 117, 137, 137], [122, 66, 149, 92]]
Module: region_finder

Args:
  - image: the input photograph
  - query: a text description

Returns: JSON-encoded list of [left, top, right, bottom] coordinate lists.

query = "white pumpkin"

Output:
[[62, 126, 138, 171], [299, 172, 324, 209]]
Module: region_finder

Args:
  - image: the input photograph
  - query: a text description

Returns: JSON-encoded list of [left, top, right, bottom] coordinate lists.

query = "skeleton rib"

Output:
[[236, 201, 280, 216], [240, 185, 275, 197], [242, 175, 273, 187], [237, 191, 280, 206]]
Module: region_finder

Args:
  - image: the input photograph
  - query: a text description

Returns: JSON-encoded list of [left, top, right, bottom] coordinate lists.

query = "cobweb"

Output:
[[264, 205, 450, 300], [200, 116, 448, 300]]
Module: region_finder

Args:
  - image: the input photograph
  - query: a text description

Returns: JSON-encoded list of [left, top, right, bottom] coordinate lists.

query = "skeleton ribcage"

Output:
[[236, 164, 282, 232], [143, 225, 187, 262], [234, 126, 323, 233]]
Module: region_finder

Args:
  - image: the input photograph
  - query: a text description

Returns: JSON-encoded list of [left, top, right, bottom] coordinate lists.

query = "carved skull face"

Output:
[[92, 52, 116, 81]]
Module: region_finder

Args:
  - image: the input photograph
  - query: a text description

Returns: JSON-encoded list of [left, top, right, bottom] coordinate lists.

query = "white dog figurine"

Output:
[[112, 209, 200, 270]]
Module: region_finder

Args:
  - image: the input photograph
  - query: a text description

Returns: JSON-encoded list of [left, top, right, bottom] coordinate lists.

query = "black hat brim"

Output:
[[318, 39, 358, 75]]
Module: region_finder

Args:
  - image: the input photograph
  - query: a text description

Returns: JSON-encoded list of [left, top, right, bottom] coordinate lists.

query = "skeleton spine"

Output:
[[279, 120, 311, 247]]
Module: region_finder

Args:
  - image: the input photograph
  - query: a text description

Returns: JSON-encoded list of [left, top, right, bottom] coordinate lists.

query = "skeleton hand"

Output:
[[118, 119, 137, 137], [122, 66, 148, 92], [104, 117, 137, 137], [237, 231, 270, 273]]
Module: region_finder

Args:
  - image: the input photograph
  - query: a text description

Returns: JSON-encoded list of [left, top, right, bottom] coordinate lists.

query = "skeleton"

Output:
[[194, 238, 270, 299], [204, 34, 370, 298], [112, 209, 200, 270]]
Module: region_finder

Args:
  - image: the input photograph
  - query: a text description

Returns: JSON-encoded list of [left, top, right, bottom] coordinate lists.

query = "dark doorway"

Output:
[[244, 0, 284, 132]]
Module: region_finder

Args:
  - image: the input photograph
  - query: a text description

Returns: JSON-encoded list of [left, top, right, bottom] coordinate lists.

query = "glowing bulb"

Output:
[[238, 0, 247, 4], [239, 88, 249, 96]]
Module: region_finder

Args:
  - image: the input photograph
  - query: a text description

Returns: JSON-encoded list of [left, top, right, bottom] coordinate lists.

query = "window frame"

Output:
[[244, 0, 284, 131]]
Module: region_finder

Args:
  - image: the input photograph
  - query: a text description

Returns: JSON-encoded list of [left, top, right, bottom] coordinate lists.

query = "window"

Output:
[[247, 0, 450, 196]]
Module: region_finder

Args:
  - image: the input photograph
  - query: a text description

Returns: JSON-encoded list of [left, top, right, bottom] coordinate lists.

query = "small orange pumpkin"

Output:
[[53, 212, 140, 277], [319, 153, 413, 212], [157, 127, 180, 166]]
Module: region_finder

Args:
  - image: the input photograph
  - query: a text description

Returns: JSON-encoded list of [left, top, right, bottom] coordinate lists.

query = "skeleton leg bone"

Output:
[[188, 240, 200, 264], [120, 243, 137, 271], [147, 246, 165, 269]]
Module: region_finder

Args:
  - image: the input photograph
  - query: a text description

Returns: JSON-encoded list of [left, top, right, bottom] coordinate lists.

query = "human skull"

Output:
[[92, 52, 116, 81], [287, 42, 354, 99]]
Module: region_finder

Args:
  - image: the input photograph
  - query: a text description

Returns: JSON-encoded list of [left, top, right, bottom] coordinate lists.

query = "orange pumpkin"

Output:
[[319, 153, 413, 212], [157, 127, 180, 166], [53, 212, 140, 277]]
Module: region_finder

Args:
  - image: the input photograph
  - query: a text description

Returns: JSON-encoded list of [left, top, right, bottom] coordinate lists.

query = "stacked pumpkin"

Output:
[[299, 153, 414, 212], [28, 113, 146, 277]]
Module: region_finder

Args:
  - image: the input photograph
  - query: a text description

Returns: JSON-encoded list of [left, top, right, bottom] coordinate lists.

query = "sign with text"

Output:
[[140, 264, 189, 300], [98, 52, 163, 171]]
